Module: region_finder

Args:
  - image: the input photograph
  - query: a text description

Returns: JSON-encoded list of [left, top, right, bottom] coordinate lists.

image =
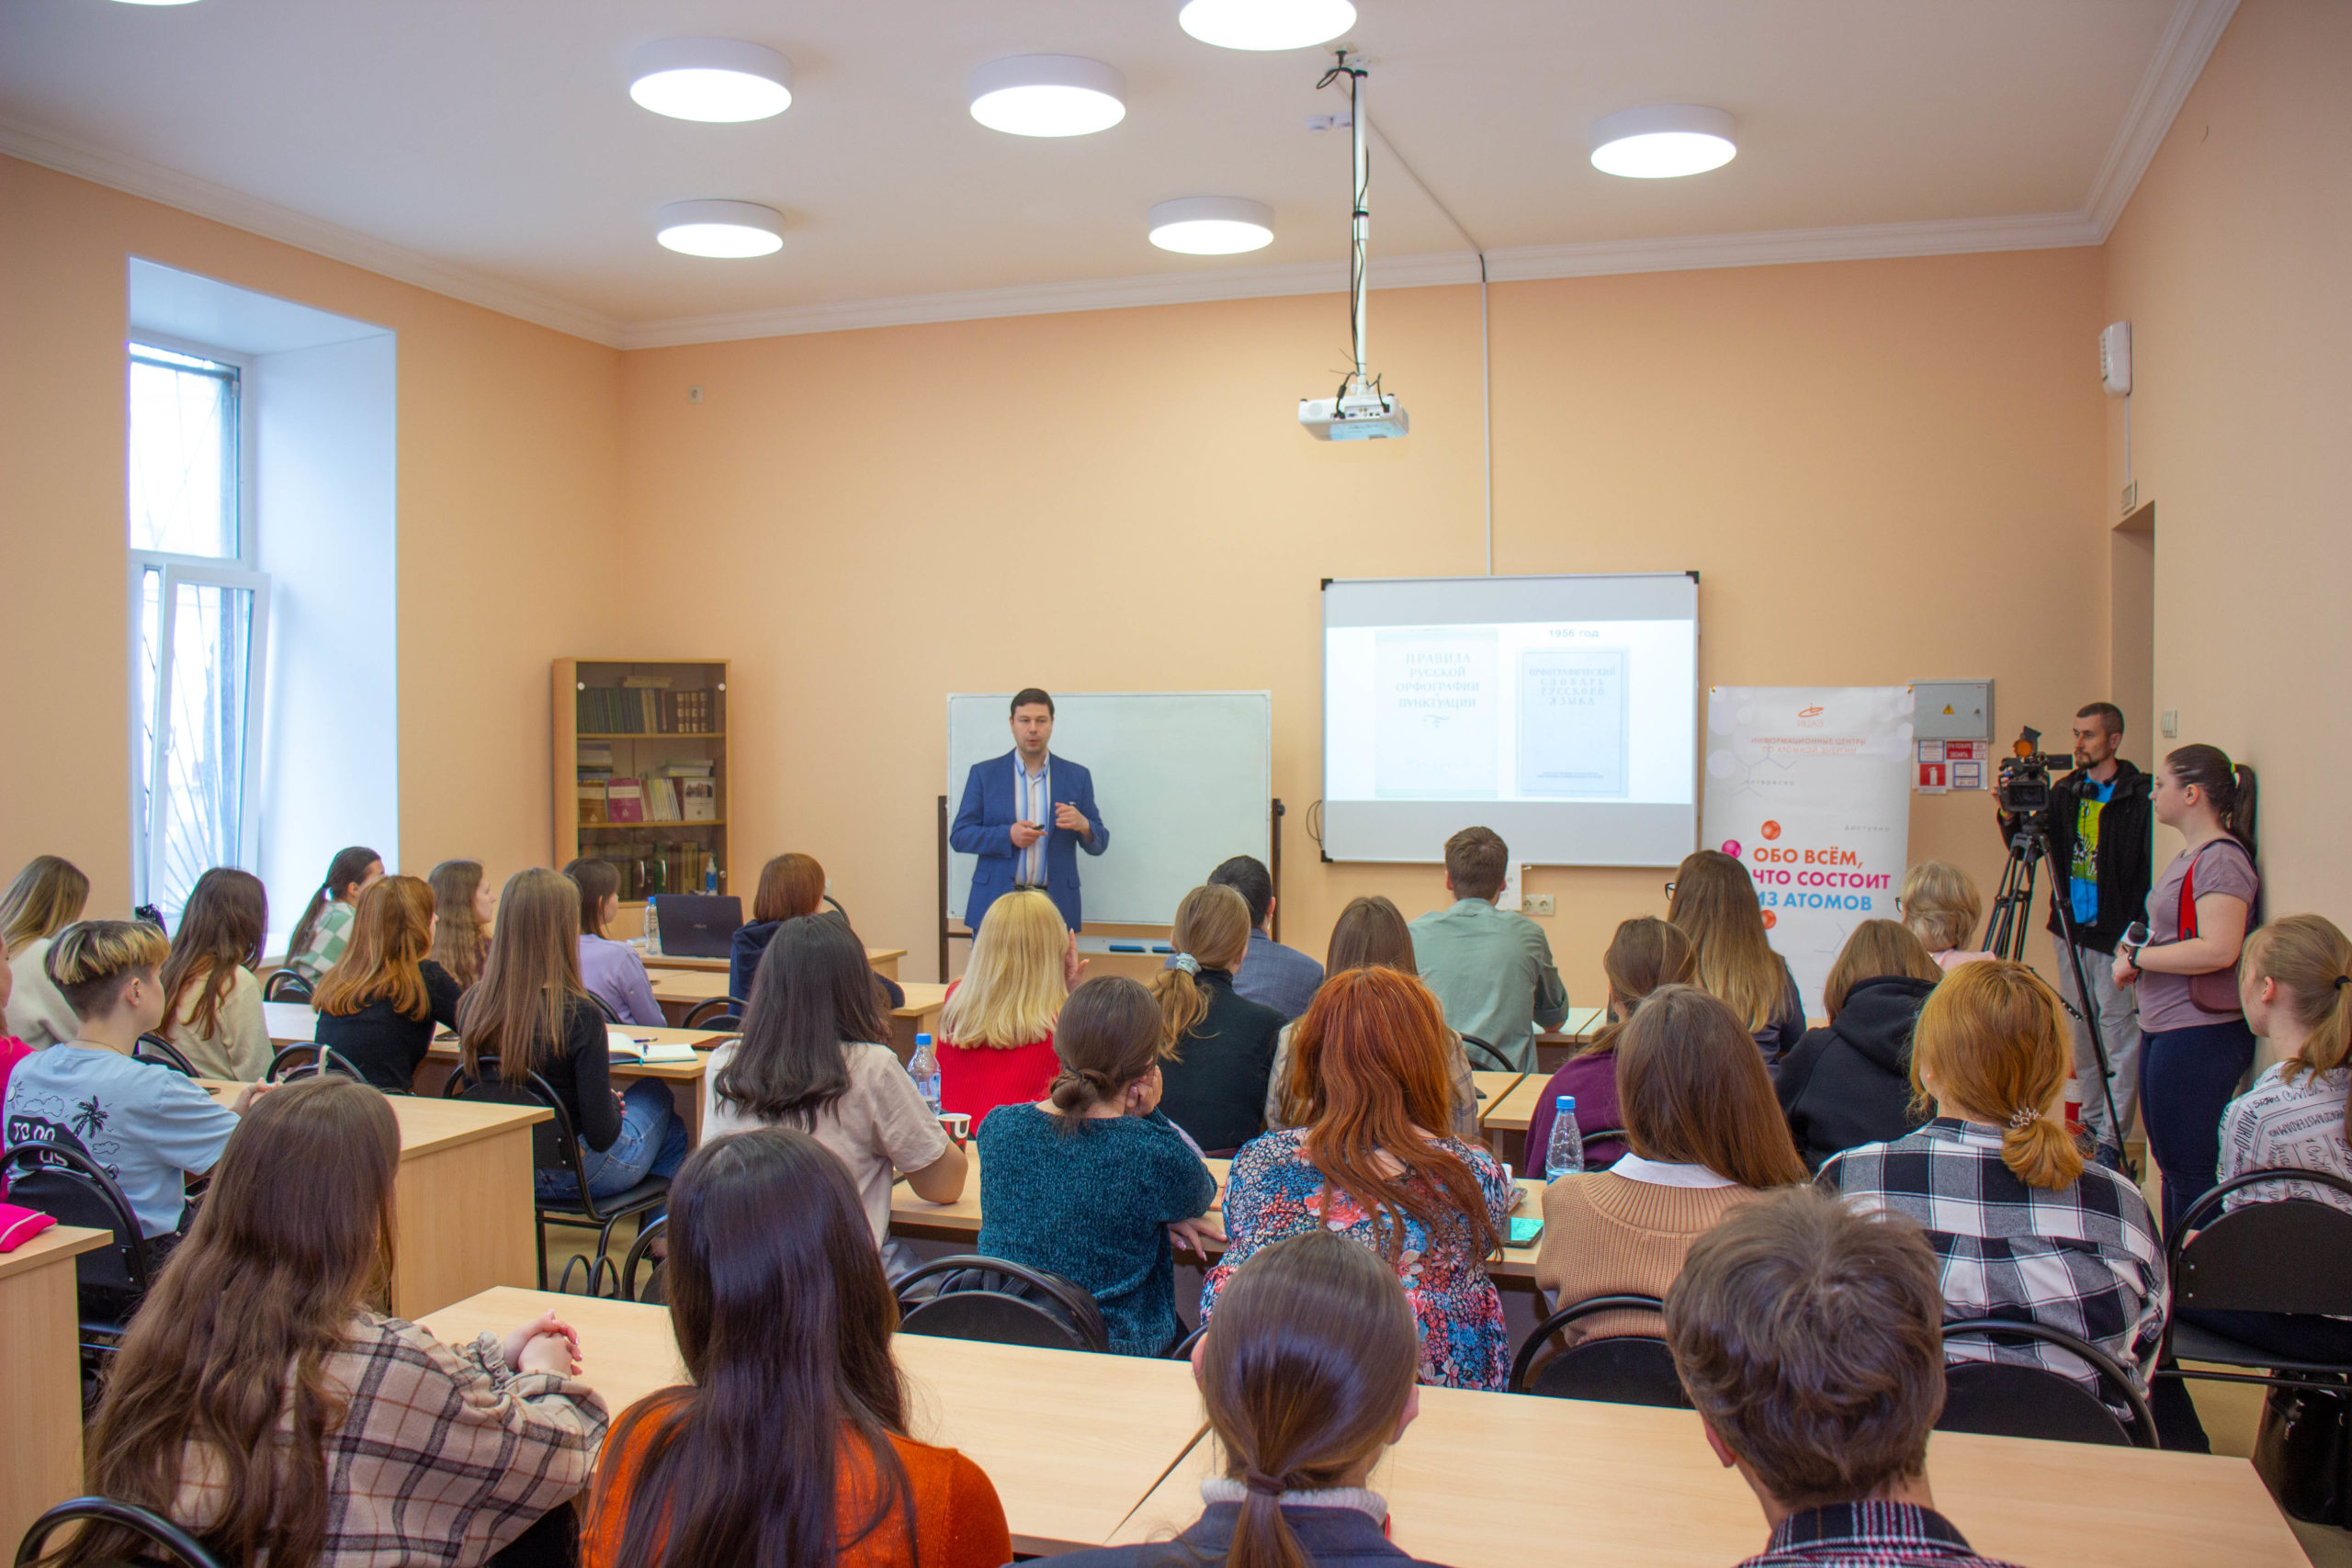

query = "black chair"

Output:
[[448, 1064, 670, 1294], [131, 1033, 198, 1077], [1458, 1033, 1516, 1073], [681, 996, 747, 1031], [1938, 1317, 2156, 1448], [14, 1495, 224, 1568], [590, 992, 624, 1024], [0, 1143, 156, 1370], [2162, 1169, 2352, 1382], [1168, 1322, 1208, 1360], [1581, 1126, 1626, 1154], [266, 1043, 365, 1085], [618, 1215, 668, 1303], [261, 969, 312, 1003], [895, 1255, 1110, 1353], [1510, 1295, 1690, 1406]]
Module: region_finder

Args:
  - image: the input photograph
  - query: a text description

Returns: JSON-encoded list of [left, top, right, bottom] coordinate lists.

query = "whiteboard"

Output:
[[947, 692, 1272, 929]]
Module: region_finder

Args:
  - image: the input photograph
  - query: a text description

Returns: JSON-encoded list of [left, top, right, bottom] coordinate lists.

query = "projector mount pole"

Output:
[[1320, 50, 1372, 399]]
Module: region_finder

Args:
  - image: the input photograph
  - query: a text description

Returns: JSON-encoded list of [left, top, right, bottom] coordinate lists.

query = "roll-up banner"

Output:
[[1700, 686, 1916, 1019]]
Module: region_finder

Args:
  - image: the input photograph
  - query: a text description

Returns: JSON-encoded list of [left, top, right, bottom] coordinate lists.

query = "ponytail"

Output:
[[2242, 915, 2352, 1144], [2165, 746, 2259, 861], [1912, 960, 2084, 1191], [1151, 885, 1251, 1051], [288, 845, 379, 962], [2002, 1110, 2086, 1192]]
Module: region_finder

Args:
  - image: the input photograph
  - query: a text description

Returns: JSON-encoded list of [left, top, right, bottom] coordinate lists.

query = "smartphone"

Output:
[[1508, 1215, 1545, 1247]]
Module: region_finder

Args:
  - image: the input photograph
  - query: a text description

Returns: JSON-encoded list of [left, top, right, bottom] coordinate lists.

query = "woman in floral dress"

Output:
[[1202, 966, 1520, 1389]]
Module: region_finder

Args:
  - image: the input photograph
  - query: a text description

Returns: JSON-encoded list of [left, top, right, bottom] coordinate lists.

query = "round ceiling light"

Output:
[[655, 200, 785, 258], [1589, 105, 1737, 178], [629, 39, 793, 122], [1148, 197, 1275, 255], [110, 0, 204, 6], [1177, 0, 1355, 51], [968, 55, 1126, 137]]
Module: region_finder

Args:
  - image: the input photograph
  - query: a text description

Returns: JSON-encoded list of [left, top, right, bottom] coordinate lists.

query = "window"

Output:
[[128, 342, 269, 924]]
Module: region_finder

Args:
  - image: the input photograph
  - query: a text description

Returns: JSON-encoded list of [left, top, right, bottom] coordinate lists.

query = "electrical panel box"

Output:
[[1913, 681, 1993, 741]]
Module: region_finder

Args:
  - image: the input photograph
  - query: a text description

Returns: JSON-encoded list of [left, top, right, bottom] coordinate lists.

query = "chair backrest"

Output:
[[1458, 1034, 1515, 1073], [1938, 1317, 2155, 1448], [14, 1495, 225, 1568], [1510, 1295, 1689, 1405], [590, 992, 623, 1024], [894, 1255, 1110, 1354], [454, 1066, 584, 1190], [0, 1143, 153, 1302], [681, 996, 747, 1030], [620, 1215, 669, 1303], [1168, 1322, 1207, 1360], [265, 1043, 365, 1085], [131, 1033, 198, 1077], [2172, 1169, 2352, 1318], [261, 969, 313, 1003]]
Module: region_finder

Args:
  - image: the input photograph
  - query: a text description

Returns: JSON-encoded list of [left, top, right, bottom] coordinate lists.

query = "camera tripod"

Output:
[[1984, 822, 2136, 1179]]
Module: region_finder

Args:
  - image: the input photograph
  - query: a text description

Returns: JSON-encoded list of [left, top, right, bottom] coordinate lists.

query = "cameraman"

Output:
[[1997, 702, 2153, 1159]]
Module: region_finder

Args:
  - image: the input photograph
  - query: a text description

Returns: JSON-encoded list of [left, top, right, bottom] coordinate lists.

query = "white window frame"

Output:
[[126, 333, 271, 913]]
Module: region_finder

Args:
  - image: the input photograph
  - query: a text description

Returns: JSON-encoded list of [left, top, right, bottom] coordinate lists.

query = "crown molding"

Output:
[[0, 115, 628, 346], [2085, 0, 2241, 239]]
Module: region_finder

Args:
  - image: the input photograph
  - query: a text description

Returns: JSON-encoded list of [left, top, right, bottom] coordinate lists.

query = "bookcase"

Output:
[[553, 659, 731, 924]]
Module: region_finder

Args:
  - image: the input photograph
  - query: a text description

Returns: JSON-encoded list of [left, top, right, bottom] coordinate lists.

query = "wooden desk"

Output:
[[209, 1085, 547, 1316], [416, 1286, 1210, 1554], [1, 1225, 110, 1552], [888, 981, 949, 1064], [1531, 1007, 1609, 1074], [412, 1027, 729, 1145], [1483, 1073, 1550, 1136], [639, 945, 904, 981], [1470, 1071, 1525, 1132], [1114, 1380, 2302, 1568], [891, 1147, 1544, 1280]]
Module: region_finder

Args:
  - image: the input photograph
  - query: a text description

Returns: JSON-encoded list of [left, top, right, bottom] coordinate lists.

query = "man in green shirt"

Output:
[[1408, 827, 1568, 1072]]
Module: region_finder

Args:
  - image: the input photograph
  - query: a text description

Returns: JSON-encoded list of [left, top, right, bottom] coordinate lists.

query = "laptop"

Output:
[[650, 894, 742, 958]]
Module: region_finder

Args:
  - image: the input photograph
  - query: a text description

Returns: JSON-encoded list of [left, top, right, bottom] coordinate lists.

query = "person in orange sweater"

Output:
[[585, 1125, 1010, 1568], [1532, 984, 1808, 1346]]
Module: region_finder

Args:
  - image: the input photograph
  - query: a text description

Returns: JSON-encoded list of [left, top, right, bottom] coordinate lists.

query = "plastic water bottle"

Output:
[[643, 897, 662, 955], [702, 854, 719, 893], [1545, 1096, 1585, 1181], [910, 1032, 942, 1116]]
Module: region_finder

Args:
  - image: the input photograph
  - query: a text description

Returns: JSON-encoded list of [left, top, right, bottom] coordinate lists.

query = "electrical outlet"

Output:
[[2162, 709, 2179, 739], [2120, 480, 2137, 515], [1523, 894, 1555, 916], [687, 385, 704, 403]]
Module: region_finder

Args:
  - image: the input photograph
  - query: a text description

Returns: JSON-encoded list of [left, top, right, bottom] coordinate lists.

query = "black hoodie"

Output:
[[1773, 974, 1940, 1172]]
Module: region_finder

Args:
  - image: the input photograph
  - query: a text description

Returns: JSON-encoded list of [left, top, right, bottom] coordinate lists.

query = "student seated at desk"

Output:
[[706, 914, 965, 1255], [1664, 1188, 2024, 1568], [1534, 986, 1804, 1346], [1062, 1230, 1442, 1568], [2, 852, 91, 1048], [463, 870, 686, 1205], [159, 866, 273, 1081], [1206, 967, 1516, 1391], [1153, 885, 1286, 1155], [1773, 920, 1944, 1173], [1263, 896, 1476, 1141], [4, 920, 262, 1250], [586, 1125, 1010, 1568], [1522, 916, 1694, 1171], [284, 845, 384, 986], [1408, 826, 1569, 1072], [566, 858, 664, 1027], [315, 875, 464, 1094], [429, 857, 495, 990], [1669, 850, 1807, 1061], [938, 886, 1075, 1123], [975, 975, 1216, 1356], [1204, 853, 1324, 1021], [71, 1077, 605, 1568], [733, 853, 908, 1015]]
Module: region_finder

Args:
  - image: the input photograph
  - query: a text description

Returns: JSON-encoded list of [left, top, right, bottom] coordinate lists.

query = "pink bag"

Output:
[[0, 1202, 58, 1252]]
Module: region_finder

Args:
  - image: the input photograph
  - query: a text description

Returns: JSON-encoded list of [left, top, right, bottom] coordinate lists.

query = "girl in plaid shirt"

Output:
[[64, 1077, 606, 1568], [1820, 961, 2167, 1418]]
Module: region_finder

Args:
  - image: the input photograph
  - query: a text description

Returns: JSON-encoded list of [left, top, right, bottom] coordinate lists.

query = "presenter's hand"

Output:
[[1063, 932, 1090, 992], [1054, 802, 1091, 839], [1009, 820, 1046, 850]]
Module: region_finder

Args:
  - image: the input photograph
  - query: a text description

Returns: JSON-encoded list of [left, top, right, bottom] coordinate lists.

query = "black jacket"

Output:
[[316, 958, 465, 1093], [1156, 969, 1285, 1155], [1774, 975, 1939, 1172], [2003, 759, 2153, 952], [1051, 1501, 1448, 1568]]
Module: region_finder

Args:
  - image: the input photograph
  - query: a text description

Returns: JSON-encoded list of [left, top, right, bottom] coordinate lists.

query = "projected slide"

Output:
[[1323, 574, 1698, 866]]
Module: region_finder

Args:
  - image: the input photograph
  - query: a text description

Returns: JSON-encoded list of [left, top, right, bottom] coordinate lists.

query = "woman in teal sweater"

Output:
[[976, 975, 1218, 1356]]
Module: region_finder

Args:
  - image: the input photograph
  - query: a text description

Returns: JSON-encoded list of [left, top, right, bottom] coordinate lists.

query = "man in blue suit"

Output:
[[952, 688, 1110, 933]]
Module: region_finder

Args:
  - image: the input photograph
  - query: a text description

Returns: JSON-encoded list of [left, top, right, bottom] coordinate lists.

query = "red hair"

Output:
[[1290, 967, 1496, 1263]]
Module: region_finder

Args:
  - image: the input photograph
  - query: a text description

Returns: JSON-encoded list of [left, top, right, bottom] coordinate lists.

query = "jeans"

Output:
[[537, 1078, 688, 1201], [2052, 933, 2142, 1146], [2141, 1020, 2257, 1235]]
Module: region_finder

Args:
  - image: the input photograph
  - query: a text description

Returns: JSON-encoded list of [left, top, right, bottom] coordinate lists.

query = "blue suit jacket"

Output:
[[951, 750, 1108, 933]]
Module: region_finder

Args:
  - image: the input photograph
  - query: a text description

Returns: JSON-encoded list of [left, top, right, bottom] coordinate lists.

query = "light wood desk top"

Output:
[[210, 1082, 549, 1156], [1470, 1071, 1525, 1127], [653, 967, 940, 1010], [418, 1286, 1210, 1554], [1532, 1006, 1609, 1046], [420, 1026, 729, 1083], [895, 980, 949, 1018], [1116, 1380, 2303, 1568], [637, 944, 904, 977], [1483, 1072, 1555, 1136], [0, 1224, 110, 1283]]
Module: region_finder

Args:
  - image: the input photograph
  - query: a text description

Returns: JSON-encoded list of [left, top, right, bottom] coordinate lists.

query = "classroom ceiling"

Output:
[[0, 0, 2224, 346]]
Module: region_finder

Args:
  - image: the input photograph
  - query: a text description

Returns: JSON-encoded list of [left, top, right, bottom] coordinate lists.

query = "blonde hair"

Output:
[[2243, 915, 2352, 1142], [939, 888, 1069, 1050], [458, 869, 588, 1084], [47, 919, 170, 1019], [1668, 851, 1788, 1032], [1149, 885, 1252, 1044], [1910, 960, 2081, 1190], [1824, 919, 1943, 1018], [1900, 862, 1981, 954], [2, 855, 91, 958]]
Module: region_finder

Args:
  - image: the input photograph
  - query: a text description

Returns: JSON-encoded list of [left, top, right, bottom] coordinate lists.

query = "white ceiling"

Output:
[[0, 0, 2234, 348]]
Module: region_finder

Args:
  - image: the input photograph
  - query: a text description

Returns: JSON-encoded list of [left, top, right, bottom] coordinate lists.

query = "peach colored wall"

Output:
[[2103, 0, 2352, 925], [0, 154, 627, 919], [620, 247, 2110, 994]]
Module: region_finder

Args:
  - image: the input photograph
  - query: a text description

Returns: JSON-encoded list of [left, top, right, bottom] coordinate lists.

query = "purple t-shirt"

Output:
[[577, 936, 664, 1028], [2140, 838, 2258, 1033]]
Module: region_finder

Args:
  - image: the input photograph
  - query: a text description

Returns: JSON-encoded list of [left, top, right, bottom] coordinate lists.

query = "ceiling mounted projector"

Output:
[[1298, 51, 1407, 442], [1300, 390, 1409, 441]]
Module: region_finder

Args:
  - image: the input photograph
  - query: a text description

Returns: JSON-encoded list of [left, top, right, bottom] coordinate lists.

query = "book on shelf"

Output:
[[682, 779, 717, 821], [655, 759, 714, 778], [645, 778, 682, 822], [605, 778, 646, 823], [575, 685, 719, 736], [577, 740, 614, 770], [577, 781, 607, 824], [620, 675, 673, 690]]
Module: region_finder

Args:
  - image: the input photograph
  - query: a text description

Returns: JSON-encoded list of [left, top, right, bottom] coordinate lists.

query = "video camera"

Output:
[[1995, 727, 2077, 817]]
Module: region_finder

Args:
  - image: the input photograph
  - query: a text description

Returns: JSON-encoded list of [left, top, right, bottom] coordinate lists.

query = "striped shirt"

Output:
[[2221, 1063, 2352, 1215], [1017, 755, 1049, 886], [1737, 1502, 2021, 1568]]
